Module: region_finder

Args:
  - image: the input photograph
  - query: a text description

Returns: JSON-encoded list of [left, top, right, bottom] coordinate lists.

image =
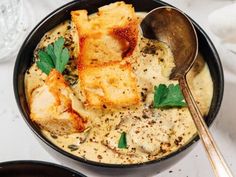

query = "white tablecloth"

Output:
[[0, 0, 235, 176]]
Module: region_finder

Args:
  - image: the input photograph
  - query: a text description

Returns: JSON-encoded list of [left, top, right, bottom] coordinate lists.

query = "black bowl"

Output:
[[0, 160, 86, 177], [13, 0, 224, 173]]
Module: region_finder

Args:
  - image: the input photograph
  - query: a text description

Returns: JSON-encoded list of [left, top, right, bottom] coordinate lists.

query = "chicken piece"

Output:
[[103, 111, 174, 156], [102, 130, 138, 156], [128, 117, 173, 155], [79, 62, 140, 108], [30, 69, 86, 135], [71, 1, 138, 65]]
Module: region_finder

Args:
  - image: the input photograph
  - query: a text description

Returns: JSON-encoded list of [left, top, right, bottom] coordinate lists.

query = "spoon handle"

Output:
[[179, 77, 233, 177]]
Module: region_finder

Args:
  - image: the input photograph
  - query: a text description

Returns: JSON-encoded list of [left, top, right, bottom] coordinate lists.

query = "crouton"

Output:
[[79, 62, 140, 108], [79, 34, 127, 65], [71, 2, 137, 36], [71, 1, 138, 65], [30, 70, 86, 135]]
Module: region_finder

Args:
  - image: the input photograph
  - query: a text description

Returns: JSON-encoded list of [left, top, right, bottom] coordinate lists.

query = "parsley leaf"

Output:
[[154, 84, 187, 108], [59, 47, 70, 73], [36, 61, 52, 75], [118, 132, 127, 149], [36, 37, 70, 75], [54, 37, 65, 72], [45, 44, 56, 65], [38, 50, 54, 68]]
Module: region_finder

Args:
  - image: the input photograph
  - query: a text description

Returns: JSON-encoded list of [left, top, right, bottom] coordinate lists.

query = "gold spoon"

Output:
[[141, 6, 233, 177]]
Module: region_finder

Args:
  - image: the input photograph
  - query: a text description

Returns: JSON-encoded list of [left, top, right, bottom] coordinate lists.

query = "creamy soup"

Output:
[[25, 11, 213, 164]]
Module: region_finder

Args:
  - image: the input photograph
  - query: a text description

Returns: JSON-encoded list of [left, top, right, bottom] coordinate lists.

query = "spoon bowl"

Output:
[[141, 7, 198, 79], [141, 6, 233, 177]]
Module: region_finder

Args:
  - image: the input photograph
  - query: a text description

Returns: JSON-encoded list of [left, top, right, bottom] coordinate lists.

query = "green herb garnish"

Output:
[[36, 37, 70, 75], [118, 132, 127, 149], [154, 84, 187, 108]]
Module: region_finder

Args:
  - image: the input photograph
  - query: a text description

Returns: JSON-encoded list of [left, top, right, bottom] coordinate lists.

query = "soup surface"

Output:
[[25, 3, 213, 164]]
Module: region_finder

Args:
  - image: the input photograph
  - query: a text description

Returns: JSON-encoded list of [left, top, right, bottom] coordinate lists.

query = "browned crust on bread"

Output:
[[71, 2, 140, 109], [112, 19, 138, 57], [78, 33, 126, 66], [71, 1, 139, 66], [79, 62, 140, 108], [71, 10, 89, 37]]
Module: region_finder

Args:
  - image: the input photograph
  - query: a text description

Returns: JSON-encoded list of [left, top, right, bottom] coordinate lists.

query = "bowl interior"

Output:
[[14, 0, 224, 168]]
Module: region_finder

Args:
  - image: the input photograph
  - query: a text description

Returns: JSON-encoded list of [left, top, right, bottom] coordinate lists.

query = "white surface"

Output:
[[208, 3, 236, 43], [0, 0, 33, 62], [0, 0, 235, 177]]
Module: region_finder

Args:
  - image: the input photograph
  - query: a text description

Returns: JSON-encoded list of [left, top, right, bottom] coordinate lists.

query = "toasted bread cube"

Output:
[[30, 70, 85, 135], [71, 1, 138, 65], [71, 2, 136, 36], [71, 10, 91, 36], [79, 34, 128, 65], [79, 62, 140, 108]]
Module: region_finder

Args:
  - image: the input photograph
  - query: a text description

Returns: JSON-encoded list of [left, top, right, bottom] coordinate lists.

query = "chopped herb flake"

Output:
[[67, 144, 78, 151], [118, 132, 127, 149]]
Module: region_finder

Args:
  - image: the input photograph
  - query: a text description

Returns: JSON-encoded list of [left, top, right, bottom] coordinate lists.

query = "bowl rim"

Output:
[[0, 160, 86, 177], [13, 0, 224, 168]]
